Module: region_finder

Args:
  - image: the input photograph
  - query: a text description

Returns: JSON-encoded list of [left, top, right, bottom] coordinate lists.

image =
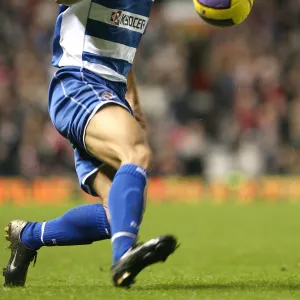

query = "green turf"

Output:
[[1, 203, 300, 299]]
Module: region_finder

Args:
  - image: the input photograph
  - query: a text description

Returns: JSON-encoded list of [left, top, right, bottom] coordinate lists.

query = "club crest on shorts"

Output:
[[101, 91, 114, 100]]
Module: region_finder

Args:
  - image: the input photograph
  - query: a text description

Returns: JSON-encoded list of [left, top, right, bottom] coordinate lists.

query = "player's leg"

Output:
[[3, 68, 177, 287], [86, 105, 149, 259], [85, 105, 178, 287], [2, 166, 112, 287], [16, 118, 149, 250], [90, 164, 116, 220], [3, 69, 119, 287]]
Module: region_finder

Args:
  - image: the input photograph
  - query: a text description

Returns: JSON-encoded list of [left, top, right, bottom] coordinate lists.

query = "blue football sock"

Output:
[[108, 164, 148, 264], [21, 204, 110, 250]]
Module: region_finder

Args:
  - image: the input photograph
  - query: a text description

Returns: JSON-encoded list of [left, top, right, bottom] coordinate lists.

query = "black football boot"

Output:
[[112, 235, 178, 288], [3, 220, 37, 287]]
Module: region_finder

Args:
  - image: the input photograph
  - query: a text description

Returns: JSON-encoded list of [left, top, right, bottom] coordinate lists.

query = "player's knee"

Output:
[[123, 143, 152, 170]]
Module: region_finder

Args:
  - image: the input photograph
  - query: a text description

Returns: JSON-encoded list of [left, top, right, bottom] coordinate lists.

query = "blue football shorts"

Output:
[[48, 66, 133, 196]]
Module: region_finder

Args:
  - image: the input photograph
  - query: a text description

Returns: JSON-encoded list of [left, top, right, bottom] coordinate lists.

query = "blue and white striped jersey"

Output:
[[52, 0, 153, 83]]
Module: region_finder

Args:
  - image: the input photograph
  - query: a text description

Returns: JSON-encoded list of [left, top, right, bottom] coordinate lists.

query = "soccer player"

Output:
[[3, 0, 178, 288]]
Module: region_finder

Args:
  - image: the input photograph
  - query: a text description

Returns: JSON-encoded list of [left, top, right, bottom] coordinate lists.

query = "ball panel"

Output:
[[199, 15, 235, 27], [230, 0, 253, 24], [194, 0, 235, 21], [197, 0, 231, 9]]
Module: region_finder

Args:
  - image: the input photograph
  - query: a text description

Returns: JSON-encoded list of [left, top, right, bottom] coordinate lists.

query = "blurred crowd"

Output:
[[1, 0, 300, 180]]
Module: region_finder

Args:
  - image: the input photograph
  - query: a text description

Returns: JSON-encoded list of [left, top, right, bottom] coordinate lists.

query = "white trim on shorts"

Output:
[[81, 165, 104, 195]]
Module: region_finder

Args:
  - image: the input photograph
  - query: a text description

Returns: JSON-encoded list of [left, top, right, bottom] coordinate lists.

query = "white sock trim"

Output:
[[41, 222, 46, 245], [111, 232, 137, 244]]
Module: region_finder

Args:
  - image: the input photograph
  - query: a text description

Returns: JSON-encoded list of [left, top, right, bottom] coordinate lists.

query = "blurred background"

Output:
[[1, 0, 300, 186], [2, 3, 300, 295]]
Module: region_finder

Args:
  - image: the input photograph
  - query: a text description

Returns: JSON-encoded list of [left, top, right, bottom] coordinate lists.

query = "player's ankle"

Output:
[[21, 222, 43, 251], [112, 235, 136, 264]]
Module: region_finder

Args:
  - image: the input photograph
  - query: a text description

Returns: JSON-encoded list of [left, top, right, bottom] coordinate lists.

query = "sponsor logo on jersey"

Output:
[[110, 10, 148, 33], [111, 11, 123, 25]]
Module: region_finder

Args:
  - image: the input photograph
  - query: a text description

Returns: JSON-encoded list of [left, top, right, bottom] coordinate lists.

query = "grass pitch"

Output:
[[1, 203, 300, 299]]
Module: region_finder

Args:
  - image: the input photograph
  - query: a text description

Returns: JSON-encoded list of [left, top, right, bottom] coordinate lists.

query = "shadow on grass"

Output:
[[135, 281, 300, 291], [10, 279, 300, 292]]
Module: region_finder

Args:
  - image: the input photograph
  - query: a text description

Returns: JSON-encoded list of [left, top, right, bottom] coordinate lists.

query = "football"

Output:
[[194, 0, 254, 27]]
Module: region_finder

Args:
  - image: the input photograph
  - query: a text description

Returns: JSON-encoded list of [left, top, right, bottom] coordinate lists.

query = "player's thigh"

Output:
[[85, 105, 151, 169]]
